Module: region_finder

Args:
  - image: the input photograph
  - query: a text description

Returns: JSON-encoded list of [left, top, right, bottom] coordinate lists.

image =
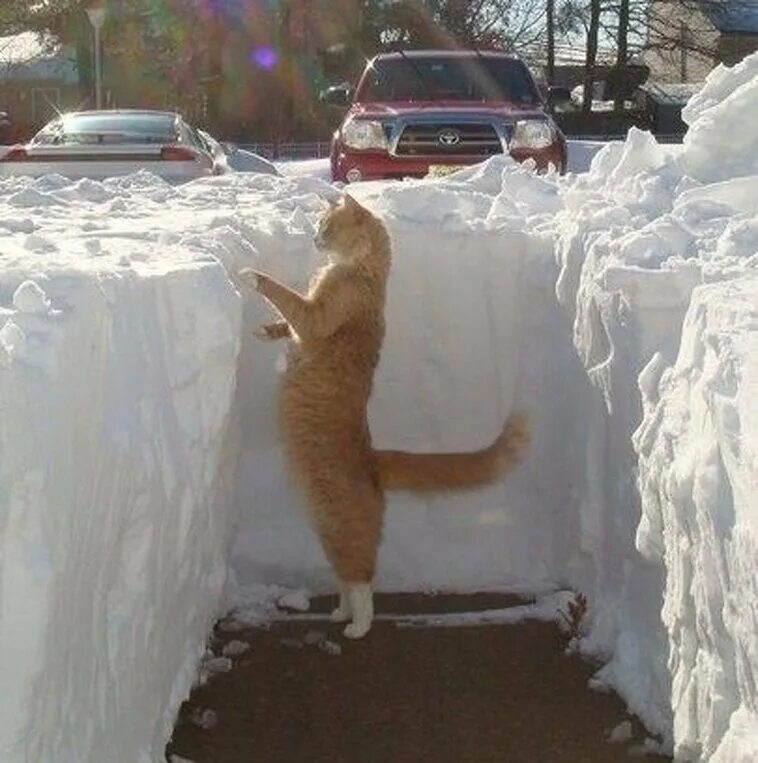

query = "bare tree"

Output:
[[582, 0, 601, 114], [1, 0, 84, 36], [546, 0, 556, 82], [613, 0, 630, 110], [376, 0, 546, 50]]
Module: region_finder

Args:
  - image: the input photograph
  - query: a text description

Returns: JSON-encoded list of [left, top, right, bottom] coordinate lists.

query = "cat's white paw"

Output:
[[341, 583, 372, 639], [330, 606, 350, 623], [343, 621, 371, 639]]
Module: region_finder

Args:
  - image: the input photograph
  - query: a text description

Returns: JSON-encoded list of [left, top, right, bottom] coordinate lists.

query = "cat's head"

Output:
[[314, 195, 374, 262]]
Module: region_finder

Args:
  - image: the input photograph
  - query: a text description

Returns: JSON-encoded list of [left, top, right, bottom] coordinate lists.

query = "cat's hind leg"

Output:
[[312, 477, 383, 639]]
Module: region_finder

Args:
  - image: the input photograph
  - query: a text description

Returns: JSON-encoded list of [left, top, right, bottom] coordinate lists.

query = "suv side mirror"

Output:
[[220, 141, 238, 155], [319, 85, 353, 107]]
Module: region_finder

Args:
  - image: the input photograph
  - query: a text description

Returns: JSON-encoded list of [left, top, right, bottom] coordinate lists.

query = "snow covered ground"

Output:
[[1, 55, 757, 761]]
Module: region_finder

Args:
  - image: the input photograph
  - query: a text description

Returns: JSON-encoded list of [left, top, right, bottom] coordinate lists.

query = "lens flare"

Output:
[[250, 46, 278, 70]]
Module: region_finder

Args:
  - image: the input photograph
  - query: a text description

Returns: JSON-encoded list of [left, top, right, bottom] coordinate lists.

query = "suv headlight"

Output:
[[341, 118, 388, 151], [510, 120, 555, 150]]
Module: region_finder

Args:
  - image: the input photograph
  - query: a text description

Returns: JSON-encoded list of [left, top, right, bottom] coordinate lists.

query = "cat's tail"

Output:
[[374, 411, 531, 493]]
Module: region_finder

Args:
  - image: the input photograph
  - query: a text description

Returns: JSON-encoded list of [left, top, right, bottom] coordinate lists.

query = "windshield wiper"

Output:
[[397, 50, 437, 101]]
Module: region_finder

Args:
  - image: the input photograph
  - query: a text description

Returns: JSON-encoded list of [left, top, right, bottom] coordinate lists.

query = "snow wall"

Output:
[[1, 54, 757, 762]]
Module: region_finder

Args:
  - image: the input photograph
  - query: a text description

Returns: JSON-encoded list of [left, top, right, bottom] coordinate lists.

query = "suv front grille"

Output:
[[395, 122, 502, 157]]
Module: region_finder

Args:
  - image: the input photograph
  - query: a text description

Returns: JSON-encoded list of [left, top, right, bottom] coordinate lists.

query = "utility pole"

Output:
[[85, 1, 107, 109]]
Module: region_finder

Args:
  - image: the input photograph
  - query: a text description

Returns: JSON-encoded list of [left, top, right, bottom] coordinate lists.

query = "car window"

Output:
[[32, 119, 63, 144], [32, 113, 178, 145], [185, 124, 211, 152], [196, 130, 218, 154], [358, 57, 539, 104]]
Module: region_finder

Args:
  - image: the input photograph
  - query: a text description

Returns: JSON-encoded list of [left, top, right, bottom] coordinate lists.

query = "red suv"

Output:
[[323, 50, 567, 183]]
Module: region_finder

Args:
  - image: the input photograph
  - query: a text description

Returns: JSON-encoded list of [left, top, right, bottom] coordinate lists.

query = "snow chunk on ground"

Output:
[[608, 720, 634, 743], [12, 280, 51, 314], [221, 640, 250, 657], [278, 589, 311, 612]]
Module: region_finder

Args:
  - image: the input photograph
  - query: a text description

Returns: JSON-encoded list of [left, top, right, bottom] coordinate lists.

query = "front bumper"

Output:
[[332, 143, 565, 182]]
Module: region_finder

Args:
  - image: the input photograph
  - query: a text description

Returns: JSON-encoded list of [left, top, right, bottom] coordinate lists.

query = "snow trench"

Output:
[[1, 53, 757, 763]]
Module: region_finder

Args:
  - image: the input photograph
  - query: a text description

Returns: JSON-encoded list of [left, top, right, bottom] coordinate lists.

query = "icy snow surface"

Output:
[[1, 54, 757, 762]]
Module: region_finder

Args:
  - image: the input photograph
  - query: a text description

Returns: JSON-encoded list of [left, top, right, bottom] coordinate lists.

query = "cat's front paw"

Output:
[[238, 268, 270, 294], [253, 325, 279, 341]]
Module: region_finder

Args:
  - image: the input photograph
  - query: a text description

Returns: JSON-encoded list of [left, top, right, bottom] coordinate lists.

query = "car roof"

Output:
[[61, 109, 181, 120], [373, 49, 522, 62]]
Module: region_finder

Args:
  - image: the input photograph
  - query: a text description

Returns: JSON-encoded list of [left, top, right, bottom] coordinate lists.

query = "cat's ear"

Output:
[[343, 194, 364, 213]]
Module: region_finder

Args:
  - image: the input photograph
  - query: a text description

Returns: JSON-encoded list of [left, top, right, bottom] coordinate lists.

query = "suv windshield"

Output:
[[357, 56, 539, 104]]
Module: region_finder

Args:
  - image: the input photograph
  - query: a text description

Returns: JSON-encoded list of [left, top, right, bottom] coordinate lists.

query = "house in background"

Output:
[[0, 31, 80, 136], [646, 0, 758, 82]]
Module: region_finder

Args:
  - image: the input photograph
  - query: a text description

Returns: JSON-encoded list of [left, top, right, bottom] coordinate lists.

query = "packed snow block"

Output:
[[230, 219, 594, 595], [635, 278, 758, 763], [0, 264, 241, 762], [555, 203, 704, 738]]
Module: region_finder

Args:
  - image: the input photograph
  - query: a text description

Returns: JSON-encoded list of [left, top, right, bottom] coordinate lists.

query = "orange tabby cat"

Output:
[[238, 195, 530, 639]]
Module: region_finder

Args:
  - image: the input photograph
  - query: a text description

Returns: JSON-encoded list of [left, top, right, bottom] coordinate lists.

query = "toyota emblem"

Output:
[[437, 129, 461, 147]]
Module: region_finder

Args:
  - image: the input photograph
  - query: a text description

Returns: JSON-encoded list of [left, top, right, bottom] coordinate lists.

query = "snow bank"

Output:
[[1, 52, 757, 762], [0, 270, 241, 760], [0, 177, 244, 761], [548, 56, 758, 758], [635, 278, 758, 762]]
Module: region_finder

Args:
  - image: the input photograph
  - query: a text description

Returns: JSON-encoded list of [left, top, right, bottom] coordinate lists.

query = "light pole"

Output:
[[85, 1, 106, 109]]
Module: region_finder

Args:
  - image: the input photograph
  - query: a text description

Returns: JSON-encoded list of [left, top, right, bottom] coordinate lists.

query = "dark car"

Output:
[[0, 111, 11, 143]]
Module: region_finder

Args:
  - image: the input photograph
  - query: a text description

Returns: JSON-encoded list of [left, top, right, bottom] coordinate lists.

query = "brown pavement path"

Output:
[[168, 593, 670, 763]]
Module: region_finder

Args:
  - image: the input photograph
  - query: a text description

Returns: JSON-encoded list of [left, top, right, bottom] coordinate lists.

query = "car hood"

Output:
[[348, 101, 549, 121]]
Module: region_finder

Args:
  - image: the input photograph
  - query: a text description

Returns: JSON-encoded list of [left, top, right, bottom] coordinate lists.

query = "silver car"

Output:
[[0, 109, 225, 181], [197, 129, 279, 176]]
